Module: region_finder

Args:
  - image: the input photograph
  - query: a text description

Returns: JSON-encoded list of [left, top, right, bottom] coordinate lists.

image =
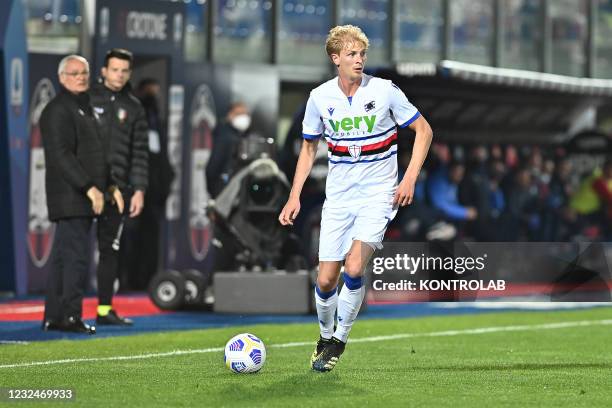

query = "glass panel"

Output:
[[185, 0, 208, 62], [501, 0, 542, 71], [278, 0, 331, 65], [214, 0, 273, 63], [550, 0, 587, 77], [22, 0, 81, 53], [396, 0, 443, 63], [450, 0, 494, 65], [339, 0, 390, 67], [595, 0, 612, 78]]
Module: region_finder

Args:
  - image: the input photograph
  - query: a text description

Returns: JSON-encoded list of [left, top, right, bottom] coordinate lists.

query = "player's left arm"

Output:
[[394, 115, 433, 206], [387, 81, 433, 206]]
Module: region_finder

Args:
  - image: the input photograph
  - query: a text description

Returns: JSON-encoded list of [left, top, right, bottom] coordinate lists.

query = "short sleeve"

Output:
[[302, 94, 324, 139], [389, 82, 420, 128]]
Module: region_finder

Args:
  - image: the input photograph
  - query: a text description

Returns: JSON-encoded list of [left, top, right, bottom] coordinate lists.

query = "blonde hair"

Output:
[[325, 25, 369, 58]]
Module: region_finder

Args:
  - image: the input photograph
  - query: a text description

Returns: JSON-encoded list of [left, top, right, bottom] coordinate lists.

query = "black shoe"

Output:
[[42, 320, 63, 331], [96, 310, 133, 326], [312, 337, 346, 372], [62, 316, 96, 334], [310, 336, 332, 368]]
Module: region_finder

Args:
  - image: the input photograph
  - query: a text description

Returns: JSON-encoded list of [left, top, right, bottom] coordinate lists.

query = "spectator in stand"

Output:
[[527, 147, 544, 181], [393, 150, 453, 241], [541, 157, 555, 186], [206, 102, 252, 197], [542, 158, 574, 241], [459, 145, 504, 241], [504, 166, 541, 241], [570, 164, 606, 239], [592, 158, 612, 238], [488, 158, 507, 221], [427, 160, 477, 236], [490, 144, 503, 161], [505, 145, 519, 170]]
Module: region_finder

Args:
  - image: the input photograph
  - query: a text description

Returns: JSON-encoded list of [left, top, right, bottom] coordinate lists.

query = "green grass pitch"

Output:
[[1, 307, 611, 407]]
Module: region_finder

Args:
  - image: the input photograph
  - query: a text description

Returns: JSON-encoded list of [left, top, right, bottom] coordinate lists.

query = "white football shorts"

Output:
[[318, 199, 398, 262]]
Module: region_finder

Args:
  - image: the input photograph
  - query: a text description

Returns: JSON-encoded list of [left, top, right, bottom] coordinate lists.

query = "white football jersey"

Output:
[[302, 74, 420, 207]]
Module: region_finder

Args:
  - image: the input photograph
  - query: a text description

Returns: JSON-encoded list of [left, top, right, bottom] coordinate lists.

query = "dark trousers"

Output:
[[96, 204, 122, 305], [44, 217, 93, 321], [119, 204, 163, 290]]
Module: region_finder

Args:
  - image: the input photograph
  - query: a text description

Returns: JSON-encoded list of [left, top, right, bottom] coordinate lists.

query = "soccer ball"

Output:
[[224, 333, 266, 373]]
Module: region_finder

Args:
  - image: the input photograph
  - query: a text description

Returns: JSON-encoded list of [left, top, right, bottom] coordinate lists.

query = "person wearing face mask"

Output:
[[206, 102, 252, 197]]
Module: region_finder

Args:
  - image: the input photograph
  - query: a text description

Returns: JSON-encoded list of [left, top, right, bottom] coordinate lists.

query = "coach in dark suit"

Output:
[[41, 55, 123, 334]]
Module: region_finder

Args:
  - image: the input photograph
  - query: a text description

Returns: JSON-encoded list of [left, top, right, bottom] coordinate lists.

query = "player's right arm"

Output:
[[278, 91, 324, 225], [279, 94, 323, 226], [279, 137, 319, 225]]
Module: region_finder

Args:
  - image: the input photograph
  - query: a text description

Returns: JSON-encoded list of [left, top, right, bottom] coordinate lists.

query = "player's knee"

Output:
[[343, 260, 363, 278], [316, 275, 337, 292]]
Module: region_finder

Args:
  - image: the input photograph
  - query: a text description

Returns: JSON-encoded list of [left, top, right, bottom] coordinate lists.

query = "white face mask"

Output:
[[231, 114, 251, 133]]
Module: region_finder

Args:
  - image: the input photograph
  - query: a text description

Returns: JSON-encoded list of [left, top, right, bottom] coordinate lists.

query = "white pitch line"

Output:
[[269, 319, 612, 348], [1, 319, 611, 369], [0, 340, 30, 345], [0, 347, 224, 369]]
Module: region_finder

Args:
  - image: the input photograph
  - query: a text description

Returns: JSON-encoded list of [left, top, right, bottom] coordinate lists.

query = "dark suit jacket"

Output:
[[41, 89, 107, 221]]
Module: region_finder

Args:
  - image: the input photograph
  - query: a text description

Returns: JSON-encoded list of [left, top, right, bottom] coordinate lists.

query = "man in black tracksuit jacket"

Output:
[[89, 48, 148, 325], [41, 55, 120, 334]]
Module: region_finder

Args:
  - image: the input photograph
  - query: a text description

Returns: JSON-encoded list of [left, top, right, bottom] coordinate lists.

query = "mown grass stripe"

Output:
[[1, 319, 610, 369]]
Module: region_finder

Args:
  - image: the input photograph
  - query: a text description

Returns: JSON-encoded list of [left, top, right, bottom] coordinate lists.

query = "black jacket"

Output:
[[140, 94, 174, 207], [89, 81, 148, 192], [40, 89, 107, 221], [206, 122, 241, 197]]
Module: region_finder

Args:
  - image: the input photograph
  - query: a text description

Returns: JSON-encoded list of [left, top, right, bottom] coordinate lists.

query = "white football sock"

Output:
[[334, 274, 365, 343], [314, 286, 338, 340]]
